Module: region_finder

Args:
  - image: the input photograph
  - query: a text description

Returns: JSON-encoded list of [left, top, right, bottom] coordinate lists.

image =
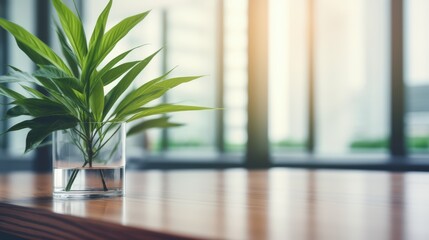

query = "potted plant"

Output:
[[0, 0, 210, 198]]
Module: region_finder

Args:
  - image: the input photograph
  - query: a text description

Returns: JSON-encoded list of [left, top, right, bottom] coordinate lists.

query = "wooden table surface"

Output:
[[1, 168, 429, 240]]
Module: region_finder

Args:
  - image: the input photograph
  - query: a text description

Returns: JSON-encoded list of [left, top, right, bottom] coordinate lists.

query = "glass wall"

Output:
[[269, 0, 390, 157], [314, 0, 389, 155], [0, 0, 427, 167], [165, 1, 217, 155], [405, 0, 429, 154], [3, 0, 36, 157], [84, 0, 163, 157], [224, 0, 248, 152], [269, 0, 308, 153], [84, 0, 249, 157]]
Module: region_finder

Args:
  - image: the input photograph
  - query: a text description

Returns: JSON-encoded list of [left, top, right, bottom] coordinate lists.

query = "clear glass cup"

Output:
[[52, 122, 125, 199]]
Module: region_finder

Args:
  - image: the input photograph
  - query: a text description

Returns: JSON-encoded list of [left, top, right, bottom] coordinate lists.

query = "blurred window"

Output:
[[314, 0, 389, 155], [269, 0, 308, 154], [405, 0, 429, 154]]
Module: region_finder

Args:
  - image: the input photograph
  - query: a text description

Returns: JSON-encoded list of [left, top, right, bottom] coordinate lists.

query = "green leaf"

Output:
[[0, 76, 23, 84], [82, 25, 105, 91], [102, 61, 139, 86], [7, 120, 33, 132], [138, 76, 202, 105], [33, 65, 85, 111], [0, 84, 26, 100], [97, 11, 150, 62], [113, 68, 174, 115], [0, 18, 72, 75], [0, 67, 37, 84], [90, 79, 104, 121], [92, 46, 145, 91], [127, 116, 183, 136], [25, 129, 50, 153], [98, 45, 144, 77], [33, 65, 82, 91], [13, 98, 69, 117], [126, 104, 211, 122], [80, 1, 112, 93], [34, 76, 85, 116], [103, 50, 160, 117], [115, 75, 202, 117], [16, 40, 52, 66], [34, 76, 60, 94], [55, 23, 80, 76], [6, 106, 30, 118], [22, 115, 78, 153], [115, 90, 162, 121], [48, 89, 85, 117], [89, 0, 112, 49], [52, 0, 88, 63], [20, 85, 46, 99], [7, 115, 78, 152], [155, 76, 202, 89], [34, 65, 70, 78]]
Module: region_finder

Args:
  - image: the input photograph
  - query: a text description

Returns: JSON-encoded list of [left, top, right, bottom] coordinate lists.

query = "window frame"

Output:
[[2, 0, 429, 172]]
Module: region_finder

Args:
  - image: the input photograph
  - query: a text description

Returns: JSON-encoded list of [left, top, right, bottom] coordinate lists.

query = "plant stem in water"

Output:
[[64, 123, 110, 192], [65, 162, 88, 191], [99, 170, 108, 191]]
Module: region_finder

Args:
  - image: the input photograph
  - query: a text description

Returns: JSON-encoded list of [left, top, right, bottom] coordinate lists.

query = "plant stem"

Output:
[[85, 122, 94, 168], [99, 170, 108, 191], [65, 161, 88, 191], [64, 123, 110, 192]]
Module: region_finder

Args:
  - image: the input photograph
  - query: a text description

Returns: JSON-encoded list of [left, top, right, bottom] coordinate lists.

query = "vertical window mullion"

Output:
[[0, 0, 7, 74], [34, 0, 52, 172], [0, 0, 9, 151], [246, 0, 269, 167], [160, 9, 169, 152], [390, 0, 406, 157], [216, 0, 225, 153], [307, 0, 316, 154]]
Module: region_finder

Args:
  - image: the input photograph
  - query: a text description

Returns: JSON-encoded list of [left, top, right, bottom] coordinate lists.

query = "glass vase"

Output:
[[53, 122, 126, 199]]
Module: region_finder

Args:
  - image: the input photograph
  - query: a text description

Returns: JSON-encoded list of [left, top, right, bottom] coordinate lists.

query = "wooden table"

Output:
[[0, 168, 429, 240]]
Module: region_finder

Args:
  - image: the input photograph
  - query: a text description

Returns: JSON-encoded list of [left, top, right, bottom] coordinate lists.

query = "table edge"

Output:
[[0, 202, 200, 240]]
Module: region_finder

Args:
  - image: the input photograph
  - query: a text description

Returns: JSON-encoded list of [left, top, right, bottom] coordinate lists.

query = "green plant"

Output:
[[349, 138, 388, 149], [407, 136, 429, 149], [0, 0, 210, 191], [272, 139, 306, 149]]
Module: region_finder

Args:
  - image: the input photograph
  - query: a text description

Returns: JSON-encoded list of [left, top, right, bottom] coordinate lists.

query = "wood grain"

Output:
[[0, 202, 196, 240], [1, 169, 429, 239]]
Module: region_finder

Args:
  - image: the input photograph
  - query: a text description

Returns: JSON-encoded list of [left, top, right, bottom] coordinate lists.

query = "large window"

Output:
[[84, 0, 249, 158], [0, 0, 428, 169], [166, 1, 217, 154], [224, 0, 248, 153], [405, 0, 429, 154], [84, 0, 239, 159], [269, 0, 390, 157], [2, 0, 36, 158], [269, 0, 308, 154], [314, 0, 389, 155]]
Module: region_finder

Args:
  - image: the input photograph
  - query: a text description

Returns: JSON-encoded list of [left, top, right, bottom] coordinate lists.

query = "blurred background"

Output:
[[0, 0, 428, 172]]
